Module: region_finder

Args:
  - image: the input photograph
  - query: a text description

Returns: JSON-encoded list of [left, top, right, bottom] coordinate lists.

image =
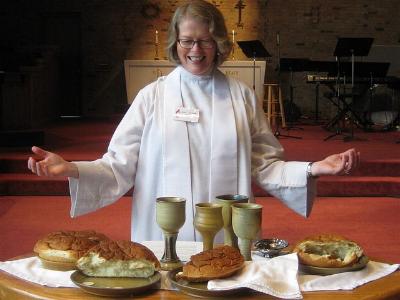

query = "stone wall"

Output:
[[1, 0, 399, 121]]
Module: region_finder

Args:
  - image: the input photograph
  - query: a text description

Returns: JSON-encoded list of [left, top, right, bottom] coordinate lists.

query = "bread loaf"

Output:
[[177, 245, 244, 282], [34, 230, 109, 264], [293, 234, 364, 268], [76, 240, 160, 278]]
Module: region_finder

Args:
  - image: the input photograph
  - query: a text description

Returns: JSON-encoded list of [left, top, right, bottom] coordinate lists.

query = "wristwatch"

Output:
[[306, 162, 317, 178]]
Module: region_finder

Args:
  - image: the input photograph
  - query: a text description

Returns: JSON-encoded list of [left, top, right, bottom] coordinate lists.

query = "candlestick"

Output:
[[154, 29, 160, 60], [231, 29, 236, 60]]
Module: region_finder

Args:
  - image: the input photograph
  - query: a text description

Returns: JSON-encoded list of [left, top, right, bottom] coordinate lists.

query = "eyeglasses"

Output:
[[177, 39, 214, 49]]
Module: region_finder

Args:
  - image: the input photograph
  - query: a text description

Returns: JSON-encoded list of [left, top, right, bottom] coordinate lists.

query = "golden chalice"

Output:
[[156, 197, 186, 271], [194, 203, 223, 251], [232, 203, 262, 260], [215, 194, 248, 248]]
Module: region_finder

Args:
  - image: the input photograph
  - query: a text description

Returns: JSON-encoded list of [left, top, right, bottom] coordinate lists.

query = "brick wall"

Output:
[[1, 0, 399, 120]]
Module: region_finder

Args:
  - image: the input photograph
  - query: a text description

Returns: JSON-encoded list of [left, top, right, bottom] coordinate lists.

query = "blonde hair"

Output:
[[166, 0, 232, 66]]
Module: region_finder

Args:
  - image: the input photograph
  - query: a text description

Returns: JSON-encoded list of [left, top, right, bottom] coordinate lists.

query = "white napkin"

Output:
[[299, 261, 399, 291], [1, 243, 398, 295], [208, 253, 302, 299], [0, 256, 177, 290], [0, 256, 77, 288]]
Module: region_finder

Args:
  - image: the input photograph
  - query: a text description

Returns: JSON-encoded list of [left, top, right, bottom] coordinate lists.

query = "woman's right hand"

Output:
[[28, 146, 79, 178]]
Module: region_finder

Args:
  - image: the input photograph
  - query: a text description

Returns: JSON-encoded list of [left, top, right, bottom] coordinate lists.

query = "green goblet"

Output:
[[156, 197, 186, 271], [215, 194, 248, 248], [232, 203, 262, 261], [194, 203, 223, 251]]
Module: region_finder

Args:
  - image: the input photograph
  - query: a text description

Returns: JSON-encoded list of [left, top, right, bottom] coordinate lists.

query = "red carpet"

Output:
[[0, 196, 131, 261], [1, 119, 400, 197], [1, 195, 399, 263], [0, 118, 399, 263]]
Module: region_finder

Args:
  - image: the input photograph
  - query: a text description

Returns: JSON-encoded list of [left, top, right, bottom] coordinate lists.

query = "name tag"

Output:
[[174, 107, 199, 123]]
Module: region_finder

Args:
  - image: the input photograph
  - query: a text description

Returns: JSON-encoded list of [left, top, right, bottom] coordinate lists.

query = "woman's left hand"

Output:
[[311, 148, 360, 176]]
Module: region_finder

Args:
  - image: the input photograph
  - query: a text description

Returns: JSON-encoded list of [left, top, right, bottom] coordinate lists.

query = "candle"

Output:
[[232, 29, 235, 43], [155, 30, 159, 44]]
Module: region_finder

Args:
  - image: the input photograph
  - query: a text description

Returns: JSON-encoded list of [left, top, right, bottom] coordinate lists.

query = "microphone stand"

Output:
[[285, 67, 304, 131], [324, 56, 345, 141], [274, 32, 301, 139], [343, 49, 366, 142]]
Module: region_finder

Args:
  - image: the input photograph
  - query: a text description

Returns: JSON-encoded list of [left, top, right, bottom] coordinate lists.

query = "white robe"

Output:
[[69, 66, 316, 242]]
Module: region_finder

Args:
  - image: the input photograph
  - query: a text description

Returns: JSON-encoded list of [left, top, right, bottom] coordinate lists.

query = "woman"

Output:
[[28, 0, 359, 242]]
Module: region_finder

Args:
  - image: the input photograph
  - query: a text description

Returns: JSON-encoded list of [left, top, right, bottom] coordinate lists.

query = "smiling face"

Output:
[[177, 17, 217, 75]]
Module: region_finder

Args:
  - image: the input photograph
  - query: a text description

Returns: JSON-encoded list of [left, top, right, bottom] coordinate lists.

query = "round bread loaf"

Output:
[[293, 234, 364, 268], [33, 230, 109, 264], [177, 245, 244, 282], [77, 240, 160, 278]]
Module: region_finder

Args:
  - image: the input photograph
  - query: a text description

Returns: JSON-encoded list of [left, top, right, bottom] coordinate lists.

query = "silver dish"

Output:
[[254, 238, 289, 258]]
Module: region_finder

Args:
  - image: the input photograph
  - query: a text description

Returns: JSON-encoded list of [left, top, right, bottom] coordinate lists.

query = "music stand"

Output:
[[325, 37, 373, 142], [238, 40, 300, 139], [334, 38, 373, 86], [237, 40, 271, 91]]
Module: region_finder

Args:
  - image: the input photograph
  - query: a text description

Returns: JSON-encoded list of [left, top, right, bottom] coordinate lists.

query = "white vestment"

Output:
[[69, 66, 316, 242]]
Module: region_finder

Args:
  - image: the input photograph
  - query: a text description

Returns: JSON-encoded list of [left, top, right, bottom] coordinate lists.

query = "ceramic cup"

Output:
[[214, 194, 248, 249], [194, 203, 223, 251], [156, 197, 186, 270], [232, 202, 262, 260]]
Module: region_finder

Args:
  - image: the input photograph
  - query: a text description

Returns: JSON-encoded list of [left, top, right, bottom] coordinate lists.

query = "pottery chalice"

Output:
[[232, 202, 262, 261], [156, 197, 186, 271], [194, 203, 223, 251], [214, 194, 248, 248]]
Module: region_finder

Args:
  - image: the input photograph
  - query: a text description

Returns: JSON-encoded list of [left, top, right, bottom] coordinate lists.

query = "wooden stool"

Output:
[[264, 83, 286, 128]]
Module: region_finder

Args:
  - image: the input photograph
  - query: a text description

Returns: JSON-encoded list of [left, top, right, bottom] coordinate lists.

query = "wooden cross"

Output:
[[235, 0, 246, 28]]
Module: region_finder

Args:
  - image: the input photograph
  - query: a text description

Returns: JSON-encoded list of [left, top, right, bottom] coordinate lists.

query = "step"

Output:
[[0, 158, 29, 174], [353, 160, 400, 177], [3, 157, 400, 176], [317, 176, 400, 197], [0, 174, 134, 196], [0, 174, 69, 196], [2, 174, 400, 197], [253, 176, 400, 198]]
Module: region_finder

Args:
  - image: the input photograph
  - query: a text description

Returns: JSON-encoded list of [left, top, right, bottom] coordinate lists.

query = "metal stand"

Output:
[[237, 39, 298, 139], [344, 50, 364, 141], [285, 69, 304, 131], [324, 38, 373, 142], [324, 57, 346, 141], [274, 33, 301, 139], [313, 81, 323, 124]]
